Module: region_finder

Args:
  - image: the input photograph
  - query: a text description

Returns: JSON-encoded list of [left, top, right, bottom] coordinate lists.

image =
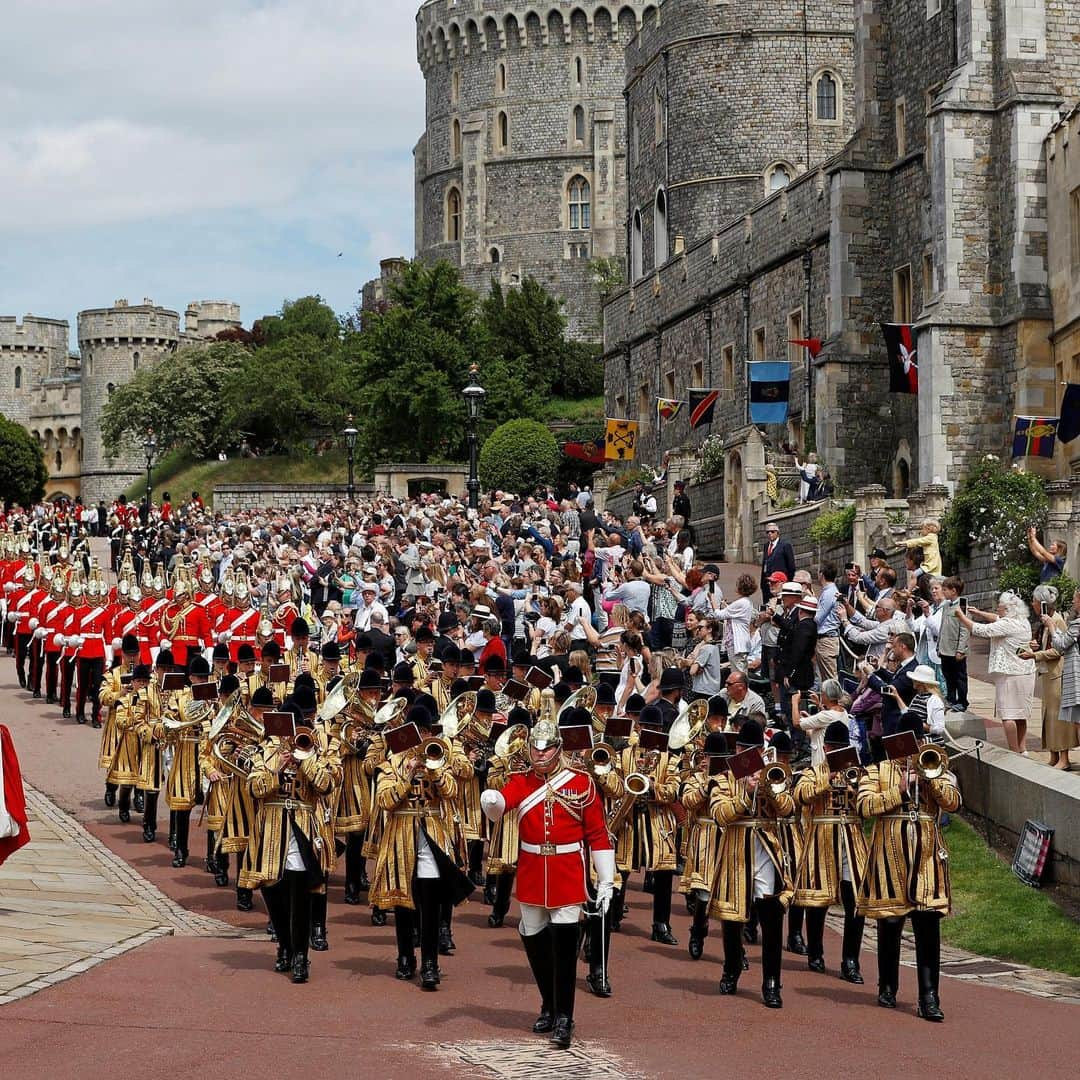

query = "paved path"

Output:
[[2, 585, 1080, 1078]]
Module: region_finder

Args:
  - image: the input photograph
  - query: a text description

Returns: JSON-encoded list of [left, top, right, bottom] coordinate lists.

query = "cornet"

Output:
[[762, 760, 792, 797], [916, 744, 949, 781], [587, 742, 617, 777], [411, 736, 451, 773]]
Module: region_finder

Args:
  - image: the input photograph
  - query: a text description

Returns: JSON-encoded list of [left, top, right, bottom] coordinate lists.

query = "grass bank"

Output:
[[125, 450, 349, 508], [943, 816, 1080, 976]]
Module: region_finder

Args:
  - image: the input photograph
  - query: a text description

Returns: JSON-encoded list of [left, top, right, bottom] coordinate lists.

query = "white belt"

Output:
[[521, 841, 582, 856]]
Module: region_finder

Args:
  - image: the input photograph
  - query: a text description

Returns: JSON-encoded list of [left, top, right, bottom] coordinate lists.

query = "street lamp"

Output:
[[462, 364, 486, 511], [343, 415, 358, 502], [142, 430, 157, 524]]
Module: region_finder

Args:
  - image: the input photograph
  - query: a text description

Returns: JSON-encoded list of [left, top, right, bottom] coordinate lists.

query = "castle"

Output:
[[0, 299, 241, 506]]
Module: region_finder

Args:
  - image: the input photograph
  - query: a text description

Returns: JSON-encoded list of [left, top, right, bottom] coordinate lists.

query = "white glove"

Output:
[[6, 612, 16, 623], [218, 631, 231, 644], [28, 617, 39, 631], [34, 627, 47, 640], [53, 633, 65, 648], [480, 789, 506, 822], [591, 847, 616, 915], [3, 582, 15, 593]]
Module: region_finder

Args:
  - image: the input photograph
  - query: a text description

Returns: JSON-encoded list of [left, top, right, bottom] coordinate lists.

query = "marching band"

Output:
[[0, 514, 962, 1049]]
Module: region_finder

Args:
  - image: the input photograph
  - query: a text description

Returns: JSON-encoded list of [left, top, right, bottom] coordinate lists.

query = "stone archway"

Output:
[[725, 451, 743, 560]]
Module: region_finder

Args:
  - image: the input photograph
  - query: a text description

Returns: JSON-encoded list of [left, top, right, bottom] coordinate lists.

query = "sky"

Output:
[[1, 0, 425, 344]]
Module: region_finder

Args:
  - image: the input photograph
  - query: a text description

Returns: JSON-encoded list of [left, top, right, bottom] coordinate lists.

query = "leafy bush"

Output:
[[608, 467, 654, 495], [1046, 572, 1078, 611], [996, 563, 1040, 600], [478, 419, 560, 495], [696, 434, 725, 481], [0, 413, 48, 506], [940, 455, 1048, 571], [807, 503, 856, 545]]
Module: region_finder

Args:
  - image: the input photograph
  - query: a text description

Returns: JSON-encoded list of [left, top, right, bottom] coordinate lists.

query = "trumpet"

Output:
[[762, 760, 792, 797], [916, 744, 949, 781], [409, 735, 451, 773], [586, 742, 618, 778], [292, 725, 317, 761]]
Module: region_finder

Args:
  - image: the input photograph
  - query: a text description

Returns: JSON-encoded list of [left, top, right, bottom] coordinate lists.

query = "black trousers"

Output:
[[344, 834, 366, 888], [723, 898, 783, 982], [805, 881, 864, 963], [940, 655, 968, 709], [142, 790, 159, 832], [60, 656, 75, 709], [44, 651, 60, 700], [15, 633, 31, 685], [174, 808, 191, 855], [77, 657, 105, 722], [395, 879, 441, 965], [876, 911, 941, 996], [651, 869, 674, 925], [29, 640, 44, 694], [263, 871, 313, 961]]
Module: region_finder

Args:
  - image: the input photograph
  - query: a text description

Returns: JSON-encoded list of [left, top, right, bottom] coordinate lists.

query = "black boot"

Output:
[[521, 927, 555, 1033], [117, 788, 131, 824], [168, 811, 177, 851], [839, 883, 866, 984], [274, 945, 292, 973], [688, 897, 709, 960], [757, 898, 785, 1005], [291, 955, 310, 983], [438, 920, 455, 955], [214, 850, 230, 888], [719, 920, 744, 994], [762, 976, 783, 1008], [585, 905, 613, 997], [420, 958, 439, 990], [104, 784, 117, 808], [236, 888, 254, 912], [133, 790, 145, 814], [840, 958, 864, 984], [310, 892, 328, 951], [650, 922, 677, 945], [204, 830, 218, 874], [876, 917, 904, 1008], [549, 923, 578, 1049], [142, 791, 158, 843], [344, 882, 362, 906], [610, 880, 627, 932], [483, 872, 497, 907], [914, 912, 944, 1021], [488, 873, 513, 928], [396, 954, 416, 980]]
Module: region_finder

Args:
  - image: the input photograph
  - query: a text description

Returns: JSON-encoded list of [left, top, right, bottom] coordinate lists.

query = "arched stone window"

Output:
[[573, 105, 586, 143], [132, 350, 140, 371], [813, 69, 842, 124], [496, 110, 509, 151], [106, 382, 115, 397], [451, 118, 462, 159], [14, 365, 21, 389], [631, 210, 643, 280], [567, 176, 591, 230], [654, 188, 668, 266], [765, 162, 794, 194], [446, 187, 462, 243], [496, 62, 507, 94], [574, 56, 584, 90], [55, 450, 63, 472], [489, 246, 501, 264]]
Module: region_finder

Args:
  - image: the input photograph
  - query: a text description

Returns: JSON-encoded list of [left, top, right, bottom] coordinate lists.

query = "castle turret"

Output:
[[0, 315, 70, 426], [414, 0, 651, 340], [78, 299, 181, 505], [183, 300, 242, 343]]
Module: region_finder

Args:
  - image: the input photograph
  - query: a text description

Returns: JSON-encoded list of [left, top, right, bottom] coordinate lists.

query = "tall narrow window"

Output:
[[132, 350, 140, 371], [893, 265, 913, 323], [722, 344, 735, 388], [568, 176, 591, 230], [767, 163, 792, 193], [573, 105, 585, 143], [816, 72, 837, 121], [753, 326, 767, 361], [895, 97, 907, 157], [451, 70, 460, 104], [452, 118, 462, 159], [653, 188, 668, 266], [497, 62, 506, 94], [654, 86, 663, 144], [490, 247, 501, 264], [632, 210, 643, 280], [14, 365, 22, 389], [107, 382, 115, 397], [575, 56, 583, 88], [787, 311, 803, 364], [923, 251, 935, 298], [447, 187, 462, 243], [55, 450, 62, 471], [1071, 186, 1080, 269], [497, 110, 508, 151]]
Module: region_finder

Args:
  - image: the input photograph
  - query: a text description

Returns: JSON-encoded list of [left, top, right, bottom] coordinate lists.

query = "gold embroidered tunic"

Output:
[[485, 755, 521, 873], [598, 745, 680, 872], [679, 770, 723, 896], [108, 690, 145, 786]]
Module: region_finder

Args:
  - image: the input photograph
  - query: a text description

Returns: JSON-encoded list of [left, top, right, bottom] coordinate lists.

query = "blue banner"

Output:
[[748, 361, 791, 424]]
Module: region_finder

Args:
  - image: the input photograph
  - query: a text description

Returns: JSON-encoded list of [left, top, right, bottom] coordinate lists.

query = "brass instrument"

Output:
[[763, 760, 792, 797], [374, 695, 409, 728], [408, 735, 450, 774], [163, 695, 215, 737], [439, 691, 477, 740], [292, 726, 316, 761], [667, 698, 709, 752], [208, 690, 264, 779], [493, 722, 530, 774], [606, 772, 650, 834], [557, 684, 597, 724], [916, 744, 948, 781], [586, 742, 617, 777], [339, 715, 374, 754], [317, 669, 362, 724]]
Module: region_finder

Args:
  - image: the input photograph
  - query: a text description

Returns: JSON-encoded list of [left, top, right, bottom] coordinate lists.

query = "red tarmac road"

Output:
[[1, 659, 1075, 1080]]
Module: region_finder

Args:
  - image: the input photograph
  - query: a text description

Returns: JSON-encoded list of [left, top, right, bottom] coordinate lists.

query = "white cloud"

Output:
[[0, 0, 424, 316]]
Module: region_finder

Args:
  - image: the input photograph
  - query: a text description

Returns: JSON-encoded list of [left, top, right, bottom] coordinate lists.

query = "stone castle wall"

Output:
[[414, 0, 651, 340], [0, 316, 70, 428]]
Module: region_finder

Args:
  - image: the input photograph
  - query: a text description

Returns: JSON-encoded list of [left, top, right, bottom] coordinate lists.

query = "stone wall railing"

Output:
[[213, 483, 374, 513]]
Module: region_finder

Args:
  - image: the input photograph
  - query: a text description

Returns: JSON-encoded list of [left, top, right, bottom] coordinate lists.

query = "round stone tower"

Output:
[[623, 0, 855, 280], [78, 299, 181, 506], [414, 0, 651, 340]]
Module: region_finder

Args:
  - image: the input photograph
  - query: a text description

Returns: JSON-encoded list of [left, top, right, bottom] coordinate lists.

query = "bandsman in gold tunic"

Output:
[[132, 649, 176, 844], [680, 731, 729, 961], [163, 654, 215, 868], [200, 674, 244, 886], [596, 704, 680, 945], [709, 720, 795, 1009], [99, 634, 141, 808], [429, 645, 458, 713], [370, 704, 474, 989], [410, 625, 435, 690], [856, 717, 961, 1022], [792, 721, 869, 983], [244, 702, 341, 984], [109, 663, 152, 824]]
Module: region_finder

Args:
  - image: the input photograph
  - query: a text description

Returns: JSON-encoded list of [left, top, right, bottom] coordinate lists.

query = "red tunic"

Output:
[[498, 767, 611, 908], [72, 602, 110, 661], [0, 725, 30, 867], [218, 606, 261, 662], [160, 601, 212, 667]]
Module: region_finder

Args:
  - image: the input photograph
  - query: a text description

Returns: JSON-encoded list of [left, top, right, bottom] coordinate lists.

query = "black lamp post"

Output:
[[462, 364, 486, 511], [343, 415, 358, 502], [142, 430, 157, 524]]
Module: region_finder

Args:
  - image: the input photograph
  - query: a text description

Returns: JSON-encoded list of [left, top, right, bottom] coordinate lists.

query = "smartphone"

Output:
[[1040, 601, 1049, 616], [959, 597, 968, 613]]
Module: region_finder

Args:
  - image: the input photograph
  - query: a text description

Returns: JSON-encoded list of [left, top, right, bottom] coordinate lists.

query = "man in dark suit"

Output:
[[778, 593, 818, 743], [867, 631, 918, 736], [760, 522, 796, 598], [365, 613, 397, 674], [434, 610, 460, 661]]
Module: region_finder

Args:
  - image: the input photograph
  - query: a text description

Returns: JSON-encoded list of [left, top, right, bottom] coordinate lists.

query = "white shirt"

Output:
[[566, 596, 592, 641]]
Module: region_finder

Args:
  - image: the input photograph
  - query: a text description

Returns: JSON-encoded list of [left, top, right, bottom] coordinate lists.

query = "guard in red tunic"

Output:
[[481, 719, 615, 1050]]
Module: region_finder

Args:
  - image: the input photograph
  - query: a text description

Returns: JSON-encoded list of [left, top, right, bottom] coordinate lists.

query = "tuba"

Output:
[[667, 698, 709, 752], [374, 695, 409, 728], [163, 695, 215, 737], [440, 690, 477, 741], [318, 669, 362, 724], [208, 690, 264, 779], [557, 684, 597, 725], [493, 722, 531, 774]]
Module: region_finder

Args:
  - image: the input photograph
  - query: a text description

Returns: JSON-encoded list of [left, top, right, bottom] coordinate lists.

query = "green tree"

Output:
[[254, 295, 341, 345], [100, 341, 249, 459], [225, 334, 358, 451], [0, 414, 48, 507], [479, 419, 560, 494]]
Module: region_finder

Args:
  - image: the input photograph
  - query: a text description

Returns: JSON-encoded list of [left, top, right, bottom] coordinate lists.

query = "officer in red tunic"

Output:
[[481, 719, 615, 1050]]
